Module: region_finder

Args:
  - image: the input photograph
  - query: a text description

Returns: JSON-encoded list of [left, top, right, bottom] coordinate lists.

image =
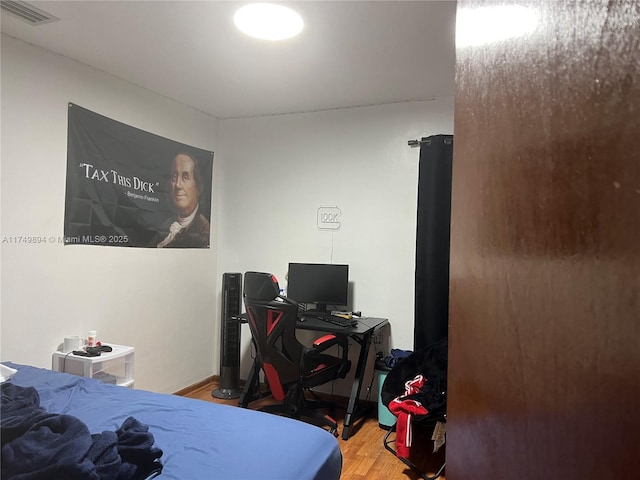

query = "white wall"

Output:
[[218, 99, 454, 394], [0, 35, 219, 393]]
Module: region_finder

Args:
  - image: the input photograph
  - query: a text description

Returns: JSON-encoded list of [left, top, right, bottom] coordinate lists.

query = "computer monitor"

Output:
[[286, 263, 349, 313]]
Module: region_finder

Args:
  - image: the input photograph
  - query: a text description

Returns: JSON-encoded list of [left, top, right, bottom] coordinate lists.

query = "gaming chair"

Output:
[[242, 271, 351, 435]]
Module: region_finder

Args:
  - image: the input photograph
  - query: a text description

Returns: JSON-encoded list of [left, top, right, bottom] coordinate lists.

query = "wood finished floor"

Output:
[[178, 379, 446, 480]]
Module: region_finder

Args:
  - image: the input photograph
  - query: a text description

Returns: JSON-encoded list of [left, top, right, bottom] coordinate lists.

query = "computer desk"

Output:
[[238, 315, 389, 441]]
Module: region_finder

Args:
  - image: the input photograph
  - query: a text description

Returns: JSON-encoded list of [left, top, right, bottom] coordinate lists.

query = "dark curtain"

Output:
[[414, 135, 453, 350]]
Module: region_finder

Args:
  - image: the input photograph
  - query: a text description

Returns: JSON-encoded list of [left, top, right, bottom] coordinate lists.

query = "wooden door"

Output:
[[448, 1, 640, 478]]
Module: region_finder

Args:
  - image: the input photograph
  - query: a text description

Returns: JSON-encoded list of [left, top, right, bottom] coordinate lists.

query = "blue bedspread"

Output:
[[2, 363, 342, 480]]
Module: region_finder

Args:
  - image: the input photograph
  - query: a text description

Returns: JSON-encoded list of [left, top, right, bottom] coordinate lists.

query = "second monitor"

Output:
[[286, 263, 349, 313]]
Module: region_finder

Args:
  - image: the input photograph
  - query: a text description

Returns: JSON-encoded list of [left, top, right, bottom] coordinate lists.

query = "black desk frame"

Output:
[[238, 316, 389, 440]]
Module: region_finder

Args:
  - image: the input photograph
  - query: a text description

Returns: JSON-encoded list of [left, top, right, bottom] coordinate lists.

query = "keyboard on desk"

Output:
[[325, 315, 359, 327], [309, 314, 358, 328]]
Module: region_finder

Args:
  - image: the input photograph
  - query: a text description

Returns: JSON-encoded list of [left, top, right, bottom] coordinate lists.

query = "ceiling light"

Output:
[[456, 5, 539, 48], [234, 3, 303, 41]]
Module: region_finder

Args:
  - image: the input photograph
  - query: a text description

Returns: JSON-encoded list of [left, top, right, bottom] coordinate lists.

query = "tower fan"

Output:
[[212, 273, 243, 399]]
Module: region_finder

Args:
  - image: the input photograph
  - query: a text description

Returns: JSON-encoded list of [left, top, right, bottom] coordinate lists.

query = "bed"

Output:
[[1, 362, 342, 480]]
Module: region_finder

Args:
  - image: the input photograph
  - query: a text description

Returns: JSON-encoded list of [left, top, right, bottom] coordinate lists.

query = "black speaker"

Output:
[[212, 273, 243, 399]]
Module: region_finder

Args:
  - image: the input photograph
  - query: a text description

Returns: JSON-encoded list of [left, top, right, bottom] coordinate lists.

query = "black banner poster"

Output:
[[64, 104, 214, 248]]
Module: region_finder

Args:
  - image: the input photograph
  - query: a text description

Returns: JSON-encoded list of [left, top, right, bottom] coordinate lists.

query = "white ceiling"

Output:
[[1, 0, 457, 119]]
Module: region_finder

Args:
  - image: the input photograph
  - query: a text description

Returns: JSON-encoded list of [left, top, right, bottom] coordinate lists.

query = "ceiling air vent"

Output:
[[1, 0, 59, 26]]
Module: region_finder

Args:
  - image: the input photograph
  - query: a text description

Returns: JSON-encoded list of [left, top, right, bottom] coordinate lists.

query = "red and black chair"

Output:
[[242, 271, 351, 435]]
